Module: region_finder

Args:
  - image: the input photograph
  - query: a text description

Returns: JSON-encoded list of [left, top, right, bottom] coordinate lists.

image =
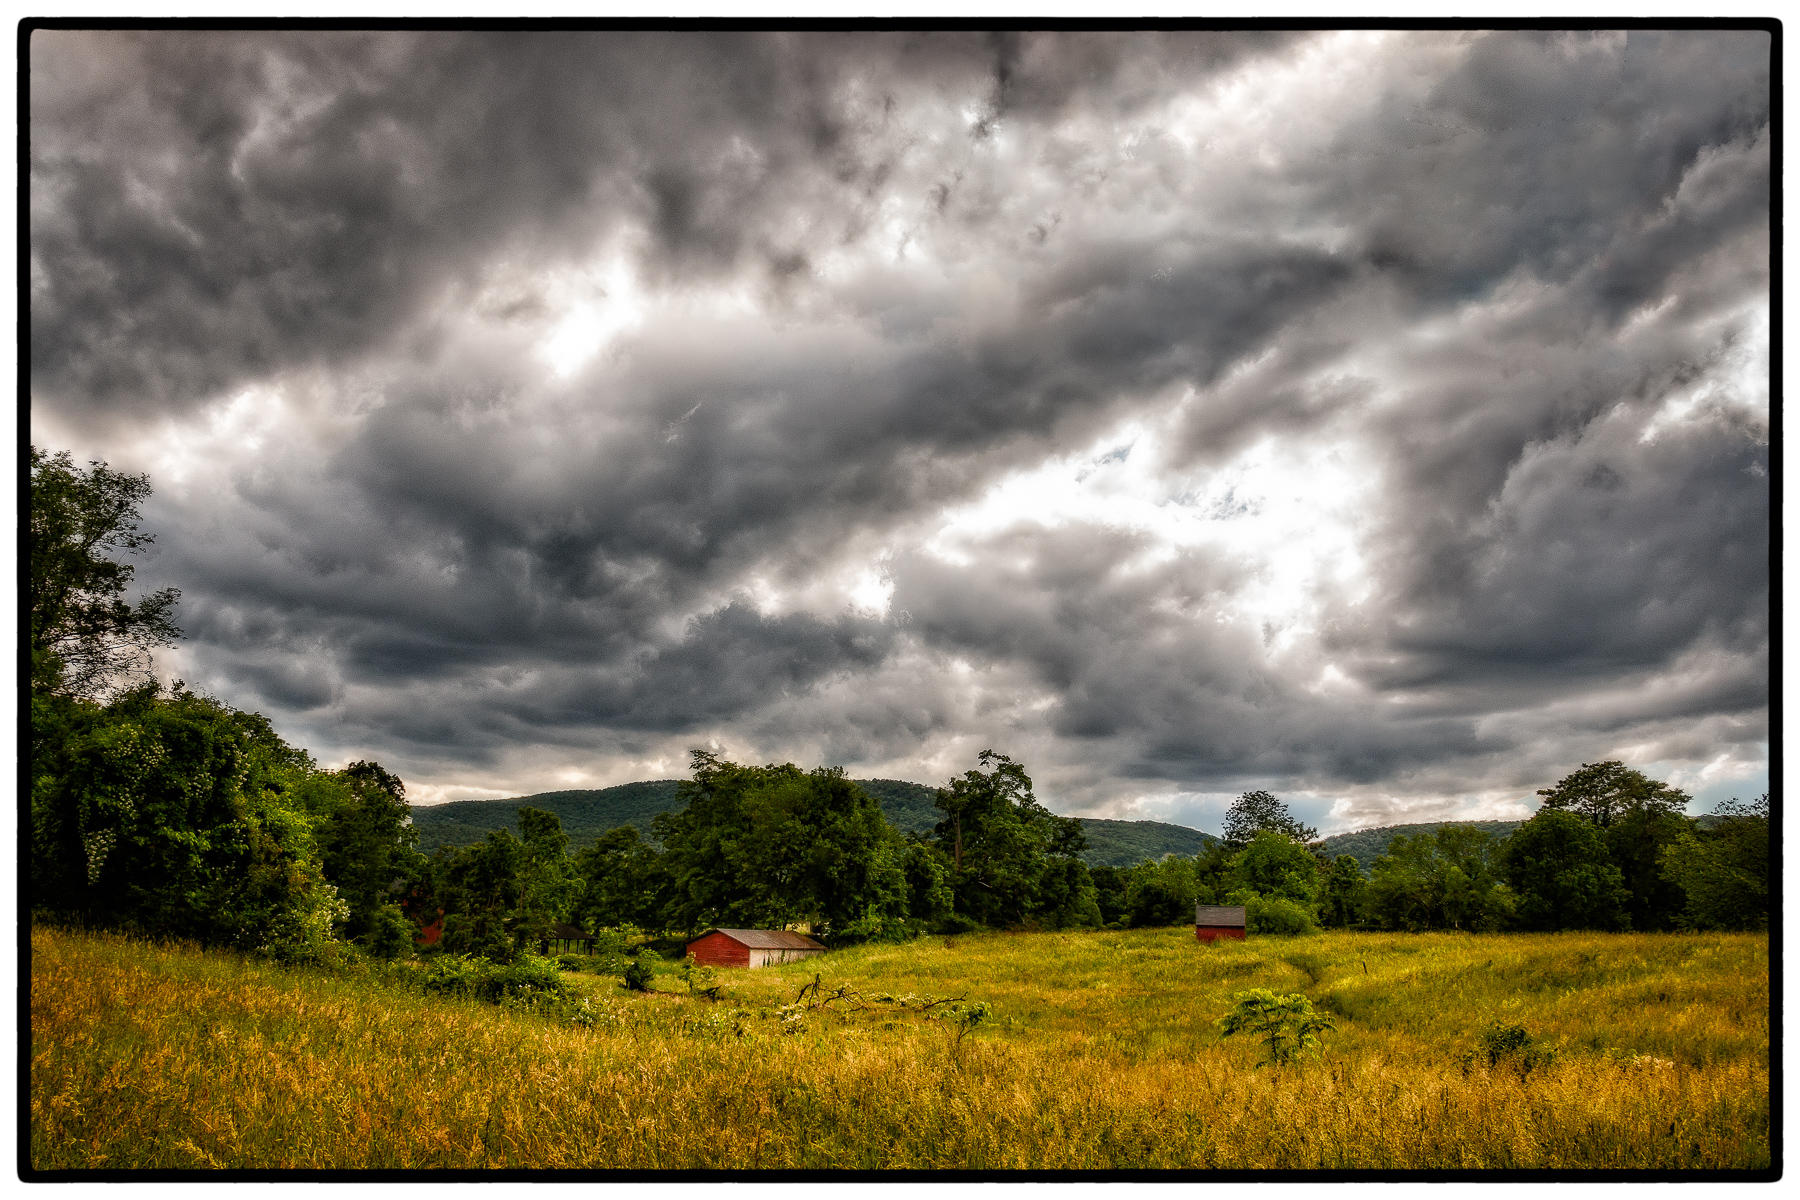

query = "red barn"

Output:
[[687, 928, 826, 968], [1195, 904, 1247, 943]]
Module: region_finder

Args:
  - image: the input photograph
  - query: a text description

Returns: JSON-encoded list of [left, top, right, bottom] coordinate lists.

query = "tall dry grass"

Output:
[[29, 924, 1769, 1170]]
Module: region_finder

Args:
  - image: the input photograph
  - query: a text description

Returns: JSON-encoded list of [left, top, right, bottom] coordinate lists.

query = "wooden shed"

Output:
[[687, 928, 826, 968], [1195, 904, 1247, 944]]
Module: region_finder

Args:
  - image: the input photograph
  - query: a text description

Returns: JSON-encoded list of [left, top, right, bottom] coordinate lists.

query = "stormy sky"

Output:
[[28, 28, 1771, 833]]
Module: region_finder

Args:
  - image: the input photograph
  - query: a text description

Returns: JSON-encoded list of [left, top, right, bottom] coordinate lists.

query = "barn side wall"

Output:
[[1196, 925, 1247, 943], [748, 946, 823, 968], [688, 932, 751, 967]]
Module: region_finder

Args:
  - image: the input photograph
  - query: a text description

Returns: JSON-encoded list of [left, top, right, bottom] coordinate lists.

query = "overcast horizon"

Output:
[[28, 28, 1771, 836]]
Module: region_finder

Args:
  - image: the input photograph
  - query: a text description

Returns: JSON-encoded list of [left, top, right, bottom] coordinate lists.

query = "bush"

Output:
[[1216, 988, 1334, 1067], [1462, 1021, 1556, 1077], [1243, 893, 1316, 935], [622, 948, 660, 992]]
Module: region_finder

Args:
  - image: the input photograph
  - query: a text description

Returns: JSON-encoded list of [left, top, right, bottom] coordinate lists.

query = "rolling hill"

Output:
[[409, 777, 1215, 867], [1316, 820, 1524, 870]]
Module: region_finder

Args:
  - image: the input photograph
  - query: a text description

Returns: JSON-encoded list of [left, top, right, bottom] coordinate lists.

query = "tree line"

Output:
[[27, 446, 1772, 966]]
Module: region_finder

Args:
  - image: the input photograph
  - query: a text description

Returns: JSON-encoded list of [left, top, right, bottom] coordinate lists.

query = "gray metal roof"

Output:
[[1195, 904, 1247, 927], [703, 928, 826, 950]]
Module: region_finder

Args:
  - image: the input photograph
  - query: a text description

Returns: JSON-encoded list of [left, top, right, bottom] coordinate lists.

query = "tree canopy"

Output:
[[29, 446, 181, 699], [1221, 790, 1317, 849]]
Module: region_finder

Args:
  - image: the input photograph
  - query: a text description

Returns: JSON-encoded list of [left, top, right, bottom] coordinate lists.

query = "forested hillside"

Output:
[[1318, 821, 1522, 871], [409, 777, 1215, 867]]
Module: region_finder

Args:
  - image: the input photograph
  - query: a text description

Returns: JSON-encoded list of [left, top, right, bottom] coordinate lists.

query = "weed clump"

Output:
[[1461, 1021, 1556, 1077]]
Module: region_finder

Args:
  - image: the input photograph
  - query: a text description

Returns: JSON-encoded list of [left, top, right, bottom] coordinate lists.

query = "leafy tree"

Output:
[[900, 838, 955, 928], [1089, 864, 1130, 926], [572, 825, 669, 932], [1367, 826, 1511, 931], [932, 750, 1089, 928], [1123, 854, 1200, 927], [1225, 830, 1320, 910], [1537, 761, 1689, 829], [1318, 854, 1368, 928], [1221, 789, 1317, 850], [30, 682, 344, 957], [440, 830, 527, 961], [1501, 809, 1630, 931], [1659, 794, 1770, 930], [313, 759, 422, 947], [515, 806, 579, 949], [1603, 806, 1695, 932], [655, 752, 910, 939], [29, 446, 181, 699]]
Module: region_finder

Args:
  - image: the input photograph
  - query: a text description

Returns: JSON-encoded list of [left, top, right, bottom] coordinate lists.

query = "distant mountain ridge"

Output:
[[1315, 820, 1523, 871], [408, 777, 1216, 867]]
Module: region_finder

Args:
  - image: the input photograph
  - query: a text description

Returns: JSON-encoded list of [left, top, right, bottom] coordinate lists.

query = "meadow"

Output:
[[29, 923, 1769, 1172]]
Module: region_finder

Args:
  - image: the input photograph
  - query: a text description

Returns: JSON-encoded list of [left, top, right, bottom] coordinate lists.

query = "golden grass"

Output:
[[29, 924, 1769, 1171]]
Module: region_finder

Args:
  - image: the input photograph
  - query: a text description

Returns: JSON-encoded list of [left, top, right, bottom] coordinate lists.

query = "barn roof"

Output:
[[700, 928, 826, 950], [546, 922, 592, 940], [1195, 904, 1248, 927]]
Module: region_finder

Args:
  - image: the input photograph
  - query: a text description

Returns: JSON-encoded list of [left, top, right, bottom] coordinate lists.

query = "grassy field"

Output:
[[29, 923, 1770, 1172]]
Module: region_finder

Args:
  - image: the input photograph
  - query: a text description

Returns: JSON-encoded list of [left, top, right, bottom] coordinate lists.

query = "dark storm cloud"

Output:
[[30, 28, 1297, 424], [31, 29, 1769, 819]]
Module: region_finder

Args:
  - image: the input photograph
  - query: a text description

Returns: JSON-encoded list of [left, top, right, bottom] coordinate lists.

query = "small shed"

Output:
[[687, 928, 826, 968], [539, 923, 596, 956], [1195, 904, 1247, 944]]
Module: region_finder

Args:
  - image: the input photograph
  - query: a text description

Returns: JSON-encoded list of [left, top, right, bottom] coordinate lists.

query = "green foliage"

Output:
[[1501, 810, 1631, 931], [1216, 988, 1334, 1066], [1366, 826, 1511, 931], [1659, 795, 1770, 931], [1226, 830, 1320, 909], [1317, 821, 1522, 873], [654, 753, 911, 938], [573, 826, 670, 933], [679, 957, 722, 999], [1221, 790, 1317, 850], [1461, 1021, 1556, 1077], [1537, 761, 1690, 828], [622, 949, 660, 992], [933, 750, 1092, 929], [314, 760, 423, 944], [30, 681, 347, 958], [1319, 855, 1368, 928], [1238, 893, 1317, 935], [1123, 855, 1201, 927], [28, 446, 182, 700]]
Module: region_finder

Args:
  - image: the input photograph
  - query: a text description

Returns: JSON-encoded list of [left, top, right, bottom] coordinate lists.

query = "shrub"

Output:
[[1462, 1021, 1556, 1077], [622, 948, 660, 992], [1216, 988, 1334, 1067], [1244, 893, 1316, 935]]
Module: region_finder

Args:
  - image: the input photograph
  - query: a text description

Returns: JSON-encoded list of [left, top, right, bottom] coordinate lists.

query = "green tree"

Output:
[[1225, 830, 1321, 910], [1220, 789, 1317, 850], [29, 682, 344, 957], [1501, 809, 1630, 931], [1319, 854, 1368, 928], [655, 752, 910, 939], [1537, 761, 1689, 828], [515, 807, 579, 949], [440, 830, 527, 961], [1123, 854, 1200, 927], [572, 825, 669, 932], [1367, 827, 1511, 931], [932, 750, 1088, 928], [1604, 806, 1696, 932], [1659, 794, 1770, 930], [29, 446, 181, 699], [313, 760, 422, 948]]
